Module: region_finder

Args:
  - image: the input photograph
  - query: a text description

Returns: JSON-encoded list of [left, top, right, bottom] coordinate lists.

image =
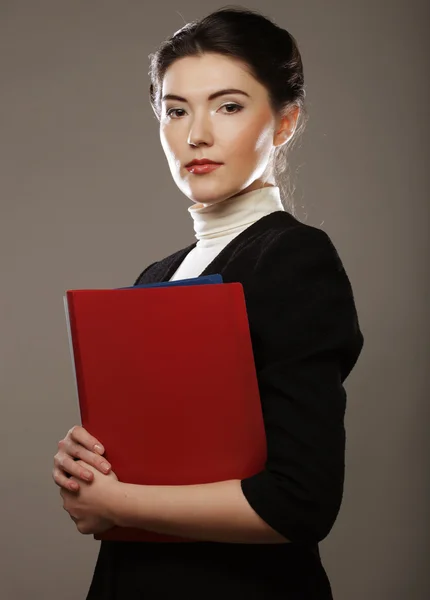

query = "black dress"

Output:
[[86, 210, 364, 599]]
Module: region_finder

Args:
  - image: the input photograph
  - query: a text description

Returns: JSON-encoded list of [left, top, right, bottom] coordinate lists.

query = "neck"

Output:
[[188, 185, 284, 244], [192, 182, 277, 210]]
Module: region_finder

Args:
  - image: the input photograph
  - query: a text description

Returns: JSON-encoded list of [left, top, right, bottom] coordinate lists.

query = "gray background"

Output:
[[1, 1, 429, 598]]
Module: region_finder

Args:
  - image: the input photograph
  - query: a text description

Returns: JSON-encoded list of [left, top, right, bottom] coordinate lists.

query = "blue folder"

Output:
[[118, 274, 223, 290]]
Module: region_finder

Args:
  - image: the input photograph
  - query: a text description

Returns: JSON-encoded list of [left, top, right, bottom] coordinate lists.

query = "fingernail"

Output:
[[101, 462, 110, 473], [82, 472, 92, 481], [70, 481, 79, 491], [94, 444, 104, 454]]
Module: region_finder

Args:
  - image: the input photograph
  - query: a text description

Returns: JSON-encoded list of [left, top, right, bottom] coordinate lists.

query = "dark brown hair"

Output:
[[149, 6, 307, 210]]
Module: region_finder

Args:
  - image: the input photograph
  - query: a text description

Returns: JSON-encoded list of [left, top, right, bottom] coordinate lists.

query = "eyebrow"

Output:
[[161, 88, 251, 103]]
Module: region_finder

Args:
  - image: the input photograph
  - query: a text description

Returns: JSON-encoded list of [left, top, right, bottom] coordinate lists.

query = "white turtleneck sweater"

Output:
[[169, 186, 285, 281]]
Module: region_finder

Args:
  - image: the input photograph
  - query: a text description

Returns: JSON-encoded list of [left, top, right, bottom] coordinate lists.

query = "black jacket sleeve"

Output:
[[240, 226, 364, 545]]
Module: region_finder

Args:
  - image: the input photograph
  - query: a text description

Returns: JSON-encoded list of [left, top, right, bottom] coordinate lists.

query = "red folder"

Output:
[[64, 282, 267, 542]]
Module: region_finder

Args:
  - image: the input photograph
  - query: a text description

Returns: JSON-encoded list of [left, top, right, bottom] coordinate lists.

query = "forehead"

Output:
[[162, 53, 262, 98]]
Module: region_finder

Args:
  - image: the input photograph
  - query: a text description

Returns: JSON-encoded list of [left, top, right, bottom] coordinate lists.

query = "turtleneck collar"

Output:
[[188, 186, 284, 243]]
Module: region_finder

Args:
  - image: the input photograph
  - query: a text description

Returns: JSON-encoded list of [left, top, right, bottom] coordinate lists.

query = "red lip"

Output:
[[185, 159, 223, 167]]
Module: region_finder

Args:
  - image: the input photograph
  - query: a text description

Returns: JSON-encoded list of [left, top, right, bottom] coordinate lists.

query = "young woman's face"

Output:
[[159, 53, 281, 205]]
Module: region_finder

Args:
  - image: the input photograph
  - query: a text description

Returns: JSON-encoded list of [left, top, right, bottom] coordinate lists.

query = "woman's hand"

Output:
[[60, 461, 119, 535], [53, 425, 112, 492]]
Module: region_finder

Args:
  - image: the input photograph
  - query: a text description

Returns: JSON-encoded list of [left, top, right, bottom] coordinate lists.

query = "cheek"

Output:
[[160, 125, 180, 164], [224, 117, 274, 165], [159, 128, 171, 156]]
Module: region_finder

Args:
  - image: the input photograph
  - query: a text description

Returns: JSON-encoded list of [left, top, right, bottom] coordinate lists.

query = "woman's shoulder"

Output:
[[248, 212, 364, 380], [246, 210, 345, 277]]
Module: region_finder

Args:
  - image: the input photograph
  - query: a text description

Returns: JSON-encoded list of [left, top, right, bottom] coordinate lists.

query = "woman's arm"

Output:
[[105, 478, 289, 544], [74, 226, 361, 545], [238, 227, 364, 545]]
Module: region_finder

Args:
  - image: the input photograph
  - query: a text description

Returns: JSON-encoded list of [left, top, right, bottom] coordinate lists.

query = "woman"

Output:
[[53, 8, 364, 599]]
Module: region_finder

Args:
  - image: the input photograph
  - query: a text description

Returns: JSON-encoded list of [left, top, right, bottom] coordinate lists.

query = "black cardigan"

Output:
[[134, 209, 364, 546]]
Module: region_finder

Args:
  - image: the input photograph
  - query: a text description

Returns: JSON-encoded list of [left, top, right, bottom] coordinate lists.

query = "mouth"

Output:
[[185, 159, 223, 175]]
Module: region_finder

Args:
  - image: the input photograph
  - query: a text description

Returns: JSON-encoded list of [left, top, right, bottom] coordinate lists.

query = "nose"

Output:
[[187, 112, 214, 148]]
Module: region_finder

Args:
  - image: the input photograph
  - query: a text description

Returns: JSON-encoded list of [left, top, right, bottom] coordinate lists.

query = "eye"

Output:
[[166, 108, 186, 119], [219, 103, 243, 114]]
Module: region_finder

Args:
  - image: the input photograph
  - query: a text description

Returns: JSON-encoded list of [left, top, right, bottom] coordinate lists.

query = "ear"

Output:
[[273, 105, 300, 147]]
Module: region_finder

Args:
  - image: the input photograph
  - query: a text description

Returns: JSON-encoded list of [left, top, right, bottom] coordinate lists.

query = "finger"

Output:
[[69, 443, 111, 475], [68, 425, 105, 455], [56, 442, 111, 476], [53, 467, 80, 492], [55, 454, 94, 481]]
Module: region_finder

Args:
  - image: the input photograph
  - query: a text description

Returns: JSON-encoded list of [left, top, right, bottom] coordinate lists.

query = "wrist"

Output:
[[102, 480, 125, 527]]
